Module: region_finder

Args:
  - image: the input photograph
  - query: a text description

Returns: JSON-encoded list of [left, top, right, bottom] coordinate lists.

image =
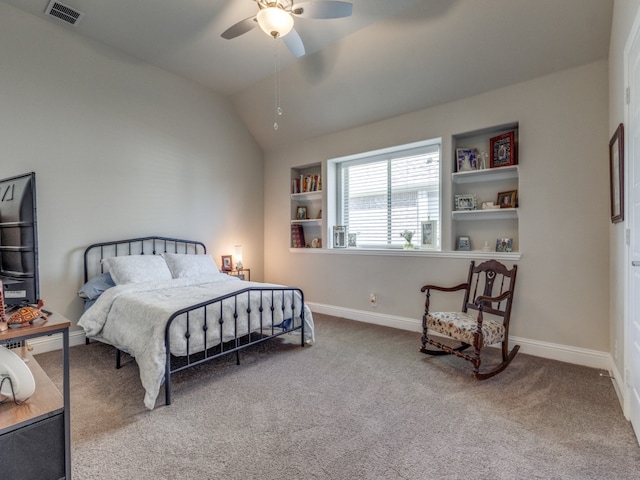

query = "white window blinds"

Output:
[[337, 142, 440, 248]]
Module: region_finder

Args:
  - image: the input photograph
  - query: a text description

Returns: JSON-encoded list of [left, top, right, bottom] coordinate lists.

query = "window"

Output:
[[332, 139, 441, 249]]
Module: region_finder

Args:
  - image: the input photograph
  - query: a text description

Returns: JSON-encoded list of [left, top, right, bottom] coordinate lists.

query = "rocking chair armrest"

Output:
[[474, 290, 512, 307], [420, 283, 469, 293]]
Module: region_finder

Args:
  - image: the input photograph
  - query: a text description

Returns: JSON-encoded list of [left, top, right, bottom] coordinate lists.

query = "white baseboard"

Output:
[[308, 302, 612, 371], [24, 329, 87, 355], [26, 304, 614, 374]]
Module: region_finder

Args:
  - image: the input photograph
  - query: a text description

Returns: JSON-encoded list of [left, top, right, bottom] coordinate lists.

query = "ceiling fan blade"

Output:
[[221, 16, 258, 40], [283, 28, 306, 58], [292, 1, 353, 19]]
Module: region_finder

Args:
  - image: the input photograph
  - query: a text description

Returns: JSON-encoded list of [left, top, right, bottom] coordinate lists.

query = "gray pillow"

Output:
[[78, 272, 115, 300]]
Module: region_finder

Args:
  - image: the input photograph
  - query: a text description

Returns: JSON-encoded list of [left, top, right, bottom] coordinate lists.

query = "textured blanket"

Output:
[[78, 276, 314, 409]]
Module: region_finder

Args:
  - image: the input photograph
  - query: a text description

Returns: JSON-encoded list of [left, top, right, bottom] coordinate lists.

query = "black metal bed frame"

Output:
[[83, 236, 306, 406]]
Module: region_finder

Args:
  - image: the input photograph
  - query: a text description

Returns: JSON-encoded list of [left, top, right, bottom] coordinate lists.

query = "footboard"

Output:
[[163, 286, 306, 405]]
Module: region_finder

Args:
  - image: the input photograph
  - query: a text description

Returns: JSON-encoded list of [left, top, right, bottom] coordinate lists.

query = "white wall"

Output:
[[264, 60, 610, 355], [0, 3, 264, 327]]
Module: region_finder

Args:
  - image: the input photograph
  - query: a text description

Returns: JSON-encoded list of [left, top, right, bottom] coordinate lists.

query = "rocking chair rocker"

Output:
[[420, 259, 518, 379]]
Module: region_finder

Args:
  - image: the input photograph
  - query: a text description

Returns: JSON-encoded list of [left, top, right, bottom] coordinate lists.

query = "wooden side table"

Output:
[[0, 313, 71, 479]]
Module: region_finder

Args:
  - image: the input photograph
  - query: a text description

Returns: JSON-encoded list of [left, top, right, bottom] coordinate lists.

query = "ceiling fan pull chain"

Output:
[[273, 39, 283, 131]]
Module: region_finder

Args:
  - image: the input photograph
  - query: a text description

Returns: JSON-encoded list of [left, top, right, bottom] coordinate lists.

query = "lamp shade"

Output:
[[256, 7, 294, 38], [234, 245, 243, 269]]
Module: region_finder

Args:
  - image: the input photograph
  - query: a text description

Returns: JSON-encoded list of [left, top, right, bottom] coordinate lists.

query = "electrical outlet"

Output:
[[369, 293, 377, 307]]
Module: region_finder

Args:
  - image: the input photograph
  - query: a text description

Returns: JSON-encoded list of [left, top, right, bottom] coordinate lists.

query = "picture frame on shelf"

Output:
[[348, 233, 357, 247], [490, 131, 517, 168], [609, 123, 624, 223], [497, 190, 518, 208], [421, 221, 437, 249], [457, 236, 471, 251], [455, 194, 477, 211], [333, 226, 347, 248], [221, 255, 233, 272], [456, 148, 478, 172], [296, 206, 308, 220], [496, 238, 513, 252]]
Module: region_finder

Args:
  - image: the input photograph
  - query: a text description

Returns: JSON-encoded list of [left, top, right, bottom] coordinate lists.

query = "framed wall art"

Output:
[[609, 123, 624, 223], [490, 131, 517, 168]]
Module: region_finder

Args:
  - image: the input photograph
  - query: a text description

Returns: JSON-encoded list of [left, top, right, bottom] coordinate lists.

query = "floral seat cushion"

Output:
[[426, 311, 505, 347]]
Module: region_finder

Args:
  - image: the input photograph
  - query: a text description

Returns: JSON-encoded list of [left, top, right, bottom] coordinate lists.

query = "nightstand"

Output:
[[229, 268, 250, 281]]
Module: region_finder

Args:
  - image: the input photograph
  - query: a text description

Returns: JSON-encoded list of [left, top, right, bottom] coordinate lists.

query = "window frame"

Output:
[[330, 138, 442, 251]]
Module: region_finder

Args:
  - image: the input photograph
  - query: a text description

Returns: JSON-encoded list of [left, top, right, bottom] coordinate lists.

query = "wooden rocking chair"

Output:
[[420, 260, 518, 379]]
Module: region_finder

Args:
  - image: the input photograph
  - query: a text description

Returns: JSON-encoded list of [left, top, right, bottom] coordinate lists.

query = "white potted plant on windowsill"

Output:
[[400, 230, 414, 250]]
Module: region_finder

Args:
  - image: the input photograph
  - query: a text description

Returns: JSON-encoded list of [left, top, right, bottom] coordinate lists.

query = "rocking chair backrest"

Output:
[[462, 260, 517, 320], [0, 279, 4, 322]]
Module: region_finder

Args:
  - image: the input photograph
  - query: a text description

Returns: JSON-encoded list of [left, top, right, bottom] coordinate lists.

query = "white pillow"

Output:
[[162, 253, 224, 280], [103, 255, 173, 285]]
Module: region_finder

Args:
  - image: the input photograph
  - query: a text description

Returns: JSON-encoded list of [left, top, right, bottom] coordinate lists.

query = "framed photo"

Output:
[[221, 255, 233, 272], [609, 123, 624, 223], [497, 190, 518, 208], [490, 131, 517, 168], [455, 194, 477, 211], [296, 206, 308, 220], [456, 148, 478, 172], [458, 236, 471, 251], [496, 238, 513, 252], [333, 226, 346, 248], [421, 221, 437, 249]]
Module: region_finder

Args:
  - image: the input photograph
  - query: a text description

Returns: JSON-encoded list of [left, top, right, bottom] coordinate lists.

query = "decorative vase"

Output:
[[403, 242, 414, 250]]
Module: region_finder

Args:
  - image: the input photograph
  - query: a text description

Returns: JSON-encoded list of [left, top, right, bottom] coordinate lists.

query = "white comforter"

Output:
[[78, 275, 314, 409]]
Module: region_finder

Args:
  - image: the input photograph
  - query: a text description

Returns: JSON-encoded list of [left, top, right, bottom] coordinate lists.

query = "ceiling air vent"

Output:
[[45, 0, 84, 26]]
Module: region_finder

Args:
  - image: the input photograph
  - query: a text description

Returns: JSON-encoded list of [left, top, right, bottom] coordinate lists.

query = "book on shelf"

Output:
[[292, 174, 322, 194], [291, 224, 306, 248]]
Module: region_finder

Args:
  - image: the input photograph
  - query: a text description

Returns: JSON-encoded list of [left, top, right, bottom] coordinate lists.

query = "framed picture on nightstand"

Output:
[[221, 255, 232, 272]]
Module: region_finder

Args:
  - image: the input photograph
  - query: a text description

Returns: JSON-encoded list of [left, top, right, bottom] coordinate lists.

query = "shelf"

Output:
[[291, 219, 322, 226], [452, 208, 518, 221], [0, 348, 63, 433], [452, 165, 518, 184], [291, 191, 322, 201]]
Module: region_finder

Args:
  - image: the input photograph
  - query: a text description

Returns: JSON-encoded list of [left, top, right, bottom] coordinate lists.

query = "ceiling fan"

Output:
[[221, 0, 353, 58]]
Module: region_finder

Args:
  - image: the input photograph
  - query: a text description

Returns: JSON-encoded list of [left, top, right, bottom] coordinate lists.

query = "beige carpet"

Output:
[[37, 314, 640, 479]]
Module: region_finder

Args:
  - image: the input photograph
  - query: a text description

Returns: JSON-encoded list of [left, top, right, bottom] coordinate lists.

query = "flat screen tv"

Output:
[[0, 172, 39, 307]]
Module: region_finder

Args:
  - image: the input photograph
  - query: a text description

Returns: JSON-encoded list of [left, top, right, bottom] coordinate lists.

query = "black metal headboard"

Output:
[[83, 236, 206, 283]]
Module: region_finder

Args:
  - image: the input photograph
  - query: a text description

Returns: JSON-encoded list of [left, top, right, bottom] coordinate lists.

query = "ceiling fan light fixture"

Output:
[[257, 6, 294, 38]]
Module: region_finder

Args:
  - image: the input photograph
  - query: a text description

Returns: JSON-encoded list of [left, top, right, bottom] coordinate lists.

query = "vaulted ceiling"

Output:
[[3, 0, 614, 151]]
